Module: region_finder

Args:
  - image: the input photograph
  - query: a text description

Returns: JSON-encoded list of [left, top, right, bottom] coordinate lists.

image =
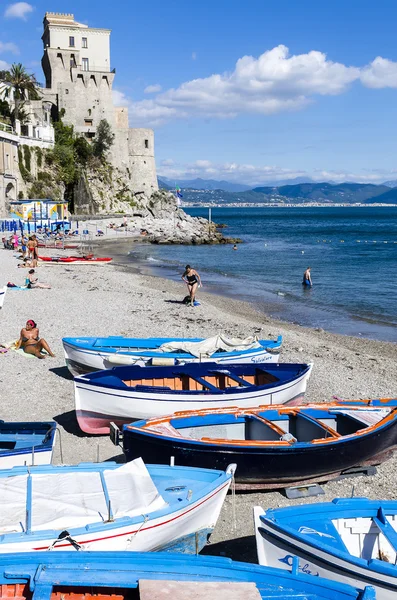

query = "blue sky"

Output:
[[1, 0, 397, 185]]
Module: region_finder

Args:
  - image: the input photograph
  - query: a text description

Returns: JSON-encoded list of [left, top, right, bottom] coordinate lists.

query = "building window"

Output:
[[5, 154, 10, 170], [84, 119, 93, 126], [65, 89, 69, 94], [70, 54, 76, 68], [82, 58, 89, 71], [69, 36, 75, 47], [144, 139, 149, 149], [82, 37, 88, 48]]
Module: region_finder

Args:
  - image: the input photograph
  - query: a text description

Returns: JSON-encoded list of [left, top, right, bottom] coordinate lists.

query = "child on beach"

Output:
[[15, 319, 55, 358], [26, 269, 51, 289]]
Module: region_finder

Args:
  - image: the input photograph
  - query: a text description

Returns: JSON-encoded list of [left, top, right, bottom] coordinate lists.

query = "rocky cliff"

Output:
[[16, 149, 236, 244]]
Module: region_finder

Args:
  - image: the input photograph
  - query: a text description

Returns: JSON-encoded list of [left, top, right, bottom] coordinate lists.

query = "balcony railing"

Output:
[[0, 122, 14, 133]]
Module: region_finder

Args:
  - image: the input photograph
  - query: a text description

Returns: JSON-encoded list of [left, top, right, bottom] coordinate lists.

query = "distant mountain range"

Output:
[[158, 177, 252, 192], [251, 182, 391, 203], [157, 177, 397, 205]]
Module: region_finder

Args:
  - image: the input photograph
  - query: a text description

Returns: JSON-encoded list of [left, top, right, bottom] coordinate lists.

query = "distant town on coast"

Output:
[[158, 178, 397, 207]]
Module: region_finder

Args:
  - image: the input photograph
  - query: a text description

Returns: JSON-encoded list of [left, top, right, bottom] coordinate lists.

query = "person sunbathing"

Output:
[[26, 269, 51, 289], [15, 319, 55, 358]]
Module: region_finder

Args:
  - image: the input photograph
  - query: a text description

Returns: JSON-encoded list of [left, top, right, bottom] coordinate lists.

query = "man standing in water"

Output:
[[302, 267, 312, 287]]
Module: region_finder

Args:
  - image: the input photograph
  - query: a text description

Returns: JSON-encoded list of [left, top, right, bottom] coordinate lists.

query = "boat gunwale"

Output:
[[258, 511, 397, 584], [0, 462, 231, 544], [123, 404, 397, 449], [75, 364, 312, 397]]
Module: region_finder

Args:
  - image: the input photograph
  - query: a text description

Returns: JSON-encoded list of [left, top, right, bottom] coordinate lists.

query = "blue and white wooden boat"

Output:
[[0, 458, 234, 553], [120, 400, 397, 484], [255, 497, 397, 599], [63, 334, 283, 377], [0, 551, 375, 600], [74, 362, 312, 434], [0, 421, 56, 468]]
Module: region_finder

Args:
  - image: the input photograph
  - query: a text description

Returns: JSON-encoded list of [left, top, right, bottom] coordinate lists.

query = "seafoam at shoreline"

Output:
[[1, 246, 397, 561]]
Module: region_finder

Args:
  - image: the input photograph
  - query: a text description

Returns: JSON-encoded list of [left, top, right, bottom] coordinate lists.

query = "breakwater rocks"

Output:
[[138, 193, 240, 244], [77, 190, 241, 245]]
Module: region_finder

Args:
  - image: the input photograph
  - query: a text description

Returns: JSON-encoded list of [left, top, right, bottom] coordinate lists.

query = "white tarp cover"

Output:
[[159, 334, 261, 358], [0, 458, 167, 535]]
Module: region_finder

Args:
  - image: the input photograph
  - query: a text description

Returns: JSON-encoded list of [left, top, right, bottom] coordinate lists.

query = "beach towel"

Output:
[[1, 341, 47, 358]]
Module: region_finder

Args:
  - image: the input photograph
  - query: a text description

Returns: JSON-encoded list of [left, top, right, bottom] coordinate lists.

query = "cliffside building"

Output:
[[41, 12, 158, 195]]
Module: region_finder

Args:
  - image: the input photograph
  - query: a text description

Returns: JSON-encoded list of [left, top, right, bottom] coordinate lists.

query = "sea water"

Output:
[[113, 206, 397, 342]]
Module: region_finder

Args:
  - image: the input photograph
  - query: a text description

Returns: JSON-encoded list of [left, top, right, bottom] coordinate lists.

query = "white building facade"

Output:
[[41, 12, 158, 194]]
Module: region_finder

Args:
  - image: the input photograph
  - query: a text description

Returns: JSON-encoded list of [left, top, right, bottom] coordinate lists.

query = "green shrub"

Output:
[[23, 145, 31, 172], [35, 147, 43, 168]]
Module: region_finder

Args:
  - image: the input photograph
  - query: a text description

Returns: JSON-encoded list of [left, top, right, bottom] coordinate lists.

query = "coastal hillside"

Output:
[[180, 182, 395, 205]]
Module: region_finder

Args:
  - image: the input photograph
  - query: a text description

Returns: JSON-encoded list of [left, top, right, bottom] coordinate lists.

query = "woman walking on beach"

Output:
[[182, 265, 202, 307], [15, 319, 55, 358]]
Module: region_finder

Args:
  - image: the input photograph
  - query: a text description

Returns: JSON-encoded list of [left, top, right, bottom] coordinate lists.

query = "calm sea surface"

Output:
[[111, 207, 397, 342]]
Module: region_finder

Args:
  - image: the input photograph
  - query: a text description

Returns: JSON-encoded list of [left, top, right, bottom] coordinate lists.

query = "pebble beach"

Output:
[[1, 242, 397, 562]]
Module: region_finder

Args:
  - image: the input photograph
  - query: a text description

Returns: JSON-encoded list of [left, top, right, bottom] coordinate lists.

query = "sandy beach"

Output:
[[1, 243, 397, 562]]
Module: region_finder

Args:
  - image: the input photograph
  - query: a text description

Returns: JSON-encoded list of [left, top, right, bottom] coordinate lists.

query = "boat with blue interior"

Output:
[[254, 496, 397, 600], [0, 458, 234, 553], [62, 334, 283, 376], [120, 399, 397, 484], [74, 361, 312, 434], [0, 550, 376, 600]]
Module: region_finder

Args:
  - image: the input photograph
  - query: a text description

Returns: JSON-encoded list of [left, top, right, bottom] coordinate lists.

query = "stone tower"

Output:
[[41, 12, 158, 194]]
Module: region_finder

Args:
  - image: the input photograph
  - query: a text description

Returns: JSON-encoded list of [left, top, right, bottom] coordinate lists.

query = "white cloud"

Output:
[[158, 159, 397, 187], [0, 41, 19, 54], [112, 89, 129, 106], [160, 158, 174, 166], [360, 57, 397, 88], [127, 45, 360, 126], [4, 2, 34, 20], [0, 59, 10, 70], [113, 46, 397, 128], [144, 84, 162, 93], [192, 52, 197, 61]]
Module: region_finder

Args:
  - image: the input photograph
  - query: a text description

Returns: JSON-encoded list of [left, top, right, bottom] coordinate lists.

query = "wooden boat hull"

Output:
[[74, 363, 312, 434], [63, 336, 282, 377], [0, 461, 233, 554], [122, 403, 397, 484], [0, 551, 376, 600], [254, 498, 397, 600]]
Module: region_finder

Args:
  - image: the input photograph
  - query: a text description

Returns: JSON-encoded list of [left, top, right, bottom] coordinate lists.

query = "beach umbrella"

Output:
[[27, 219, 31, 234], [19, 219, 23, 234]]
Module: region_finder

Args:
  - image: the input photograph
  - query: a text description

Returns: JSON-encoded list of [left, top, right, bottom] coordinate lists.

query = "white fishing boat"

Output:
[[74, 361, 312, 434], [0, 458, 234, 553], [0, 421, 56, 469], [254, 498, 397, 600], [63, 334, 283, 376]]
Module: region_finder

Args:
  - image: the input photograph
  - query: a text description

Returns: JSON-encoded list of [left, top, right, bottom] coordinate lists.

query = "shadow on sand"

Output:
[[53, 409, 89, 438], [202, 534, 257, 563], [49, 366, 74, 381]]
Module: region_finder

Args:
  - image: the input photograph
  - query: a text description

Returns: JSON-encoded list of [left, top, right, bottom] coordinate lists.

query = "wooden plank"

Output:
[[139, 580, 262, 600]]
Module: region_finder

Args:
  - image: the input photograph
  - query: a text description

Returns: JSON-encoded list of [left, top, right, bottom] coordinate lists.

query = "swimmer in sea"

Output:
[[302, 267, 312, 287]]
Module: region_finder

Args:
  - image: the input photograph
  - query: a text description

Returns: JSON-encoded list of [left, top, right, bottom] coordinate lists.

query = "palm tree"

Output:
[[2, 63, 40, 124]]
